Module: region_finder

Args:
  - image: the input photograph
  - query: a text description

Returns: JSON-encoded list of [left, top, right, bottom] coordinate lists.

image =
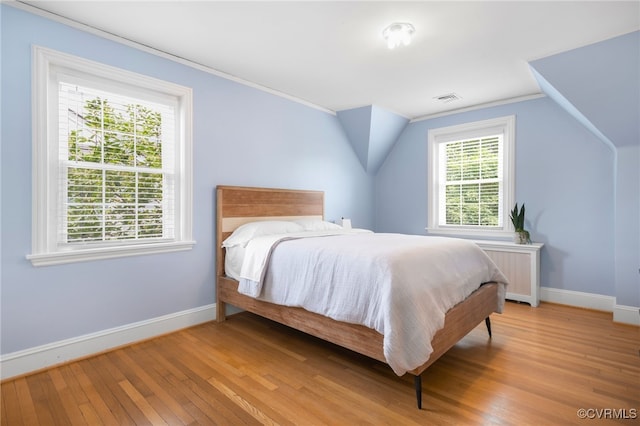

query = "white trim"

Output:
[[9, 1, 334, 116], [411, 94, 545, 122], [427, 115, 515, 238], [29, 46, 194, 266], [471, 239, 543, 252], [426, 228, 514, 239], [540, 287, 639, 326], [0, 303, 217, 381], [540, 287, 615, 312], [613, 304, 640, 326], [26, 239, 196, 266]]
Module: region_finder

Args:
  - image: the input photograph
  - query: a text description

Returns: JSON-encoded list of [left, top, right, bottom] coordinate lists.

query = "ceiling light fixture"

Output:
[[382, 22, 415, 49]]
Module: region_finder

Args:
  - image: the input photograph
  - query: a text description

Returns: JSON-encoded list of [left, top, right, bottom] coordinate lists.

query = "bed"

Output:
[[215, 185, 507, 409]]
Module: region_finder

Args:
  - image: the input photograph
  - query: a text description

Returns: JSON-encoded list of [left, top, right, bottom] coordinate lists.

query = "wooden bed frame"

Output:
[[215, 185, 500, 409]]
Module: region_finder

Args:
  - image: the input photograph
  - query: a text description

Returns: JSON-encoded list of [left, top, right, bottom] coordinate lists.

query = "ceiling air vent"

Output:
[[434, 93, 462, 103]]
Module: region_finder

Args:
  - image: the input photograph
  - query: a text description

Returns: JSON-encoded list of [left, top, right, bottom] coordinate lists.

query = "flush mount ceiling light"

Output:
[[382, 22, 415, 49]]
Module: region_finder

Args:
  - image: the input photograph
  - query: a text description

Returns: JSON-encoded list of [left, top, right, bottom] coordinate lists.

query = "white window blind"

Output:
[[58, 82, 175, 245], [439, 135, 502, 227]]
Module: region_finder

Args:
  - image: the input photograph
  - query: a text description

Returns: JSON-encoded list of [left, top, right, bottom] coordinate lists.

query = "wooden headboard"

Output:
[[215, 186, 325, 278]]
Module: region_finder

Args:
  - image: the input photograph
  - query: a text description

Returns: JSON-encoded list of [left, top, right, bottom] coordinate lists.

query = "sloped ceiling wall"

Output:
[[337, 105, 408, 175], [529, 31, 639, 148]]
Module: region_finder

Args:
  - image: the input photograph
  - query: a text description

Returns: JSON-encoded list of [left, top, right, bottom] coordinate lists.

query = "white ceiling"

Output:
[[19, 1, 640, 119]]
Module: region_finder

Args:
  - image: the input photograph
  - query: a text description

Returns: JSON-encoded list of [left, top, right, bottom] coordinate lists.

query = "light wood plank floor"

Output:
[[2, 302, 639, 425]]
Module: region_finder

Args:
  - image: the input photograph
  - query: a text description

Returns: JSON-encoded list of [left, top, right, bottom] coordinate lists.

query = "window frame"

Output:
[[28, 46, 194, 266], [426, 115, 515, 238]]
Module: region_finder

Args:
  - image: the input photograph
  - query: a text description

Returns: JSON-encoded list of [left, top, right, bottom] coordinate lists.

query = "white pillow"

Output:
[[294, 219, 343, 231], [224, 245, 245, 280], [221, 220, 304, 248]]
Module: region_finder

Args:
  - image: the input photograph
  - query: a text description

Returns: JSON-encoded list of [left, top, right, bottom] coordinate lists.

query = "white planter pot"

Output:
[[513, 231, 530, 244]]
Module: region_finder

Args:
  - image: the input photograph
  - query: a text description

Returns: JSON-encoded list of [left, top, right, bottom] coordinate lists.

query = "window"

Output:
[[427, 116, 515, 238], [28, 47, 194, 266]]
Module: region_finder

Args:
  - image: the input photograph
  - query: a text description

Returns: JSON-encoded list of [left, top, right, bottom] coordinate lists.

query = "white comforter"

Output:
[[236, 232, 507, 376]]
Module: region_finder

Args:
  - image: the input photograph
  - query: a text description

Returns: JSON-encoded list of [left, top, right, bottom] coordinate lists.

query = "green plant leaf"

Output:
[[510, 202, 526, 231]]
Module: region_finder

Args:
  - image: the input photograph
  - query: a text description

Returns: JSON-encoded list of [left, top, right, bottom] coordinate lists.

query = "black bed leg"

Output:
[[414, 375, 422, 409], [485, 316, 492, 338]]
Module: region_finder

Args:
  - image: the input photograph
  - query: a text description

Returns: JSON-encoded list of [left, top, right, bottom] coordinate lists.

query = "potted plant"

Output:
[[510, 203, 531, 244]]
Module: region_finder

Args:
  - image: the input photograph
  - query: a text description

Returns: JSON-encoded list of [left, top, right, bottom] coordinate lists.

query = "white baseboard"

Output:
[[1, 303, 217, 381], [540, 287, 615, 311], [540, 287, 640, 326], [613, 304, 640, 326]]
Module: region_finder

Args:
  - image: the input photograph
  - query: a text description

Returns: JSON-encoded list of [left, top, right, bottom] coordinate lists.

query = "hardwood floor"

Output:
[[2, 301, 639, 425]]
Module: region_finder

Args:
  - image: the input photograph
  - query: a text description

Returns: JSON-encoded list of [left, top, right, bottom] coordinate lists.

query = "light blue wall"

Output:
[[615, 145, 640, 307], [530, 31, 639, 148], [336, 106, 373, 172], [375, 97, 616, 297], [368, 106, 409, 174], [529, 31, 639, 308], [336, 105, 409, 174], [0, 5, 374, 354]]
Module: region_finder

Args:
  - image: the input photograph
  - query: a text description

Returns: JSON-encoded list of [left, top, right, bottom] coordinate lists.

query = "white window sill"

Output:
[[426, 227, 514, 240], [27, 240, 196, 267], [469, 239, 544, 252]]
